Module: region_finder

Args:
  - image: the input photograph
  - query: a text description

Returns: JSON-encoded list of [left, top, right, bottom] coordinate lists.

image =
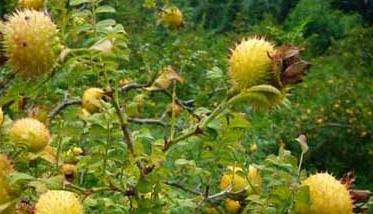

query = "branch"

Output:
[[48, 98, 81, 120], [207, 187, 232, 200], [112, 97, 135, 155], [112, 92, 154, 179], [119, 83, 148, 93], [128, 117, 167, 127], [164, 181, 201, 196]]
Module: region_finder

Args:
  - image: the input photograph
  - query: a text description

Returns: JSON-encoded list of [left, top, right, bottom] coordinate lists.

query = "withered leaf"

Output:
[[146, 66, 184, 91], [281, 61, 311, 84]]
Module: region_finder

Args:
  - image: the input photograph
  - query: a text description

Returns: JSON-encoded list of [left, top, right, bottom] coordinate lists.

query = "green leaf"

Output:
[[8, 172, 35, 187], [174, 159, 196, 167], [96, 19, 116, 28], [69, 0, 91, 6], [95, 6, 116, 13], [136, 179, 153, 193]]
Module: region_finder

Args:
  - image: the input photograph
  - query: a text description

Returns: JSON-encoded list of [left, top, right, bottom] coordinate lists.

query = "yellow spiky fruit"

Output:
[[219, 173, 248, 192], [81, 88, 105, 113], [225, 199, 241, 214], [18, 0, 44, 10], [297, 173, 353, 214], [3, 10, 60, 79], [35, 190, 83, 214], [159, 6, 184, 28], [0, 154, 14, 205], [9, 118, 50, 152], [229, 37, 275, 90], [247, 165, 262, 194], [0, 107, 4, 127]]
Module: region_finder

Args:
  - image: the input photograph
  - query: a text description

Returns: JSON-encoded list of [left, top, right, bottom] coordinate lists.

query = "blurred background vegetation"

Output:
[[117, 0, 373, 190], [1, 0, 372, 190]]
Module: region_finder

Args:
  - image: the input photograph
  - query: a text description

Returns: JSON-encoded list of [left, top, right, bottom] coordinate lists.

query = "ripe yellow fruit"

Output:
[[247, 165, 262, 194], [35, 190, 83, 214], [159, 7, 184, 28], [18, 0, 44, 10], [0, 154, 13, 179], [229, 37, 275, 90], [0, 178, 13, 207], [225, 199, 241, 213], [219, 173, 248, 192], [0, 107, 4, 126], [0, 154, 14, 205], [9, 118, 50, 152], [298, 173, 353, 214], [81, 88, 105, 113], [3, 10, 60, 78], [62, 164, 77, 176]]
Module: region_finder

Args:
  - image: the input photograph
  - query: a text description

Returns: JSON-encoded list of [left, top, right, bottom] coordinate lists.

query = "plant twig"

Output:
[[207, 187, 233, 200], [163, 97, 229, 151], [112, 96, 135, 155], [120, 83, 148, 93], [48, 98, 81, 120], [128, 117, 167, 127], [164, 181, 201, 195]]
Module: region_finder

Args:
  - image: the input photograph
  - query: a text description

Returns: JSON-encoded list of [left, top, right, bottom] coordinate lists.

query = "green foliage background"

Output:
[[110, 0, 373, 189]]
